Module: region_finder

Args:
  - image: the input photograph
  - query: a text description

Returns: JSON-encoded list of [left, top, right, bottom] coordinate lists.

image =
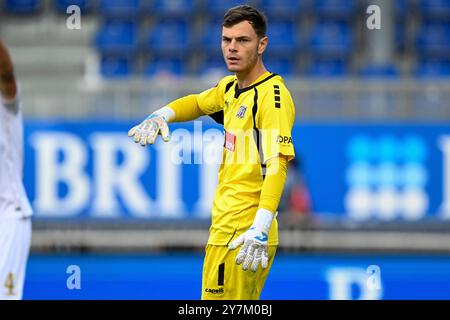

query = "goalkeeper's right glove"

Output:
[[128, 113, 170, 146]]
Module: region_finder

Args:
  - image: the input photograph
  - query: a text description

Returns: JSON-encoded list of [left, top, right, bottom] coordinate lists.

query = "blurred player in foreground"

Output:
[[0, 40, 33, 300], [128, 5, 296, 299]]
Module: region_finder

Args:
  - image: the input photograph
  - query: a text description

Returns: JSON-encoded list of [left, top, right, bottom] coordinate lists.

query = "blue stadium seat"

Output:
[[416, 23, 450, 58], [150, 0, 196, 18], [143, 58, 186, 77], [201, 22, 223, 56], [265, 21, 298, 55], [419, 0, 450, 20], [395, 0, 409, 19], [309, 22, 352, 58], [100, 56, 133, 78], [307, 59, 350, 77], [99, 0, 142, 19], [265, 57, 296, 76], [395, 21, 406, 52], [394, 0, 409, 51], [415, 60, 450, 77], [95, 20, 139, 55], [146, 21, 190, 55], [313, 0, 356, 21], [4, 0, 41, 14], [205, 0, 253, 17], [359, 64, 400, 78], [54, 0, 89, 13], [260, 0, 304, 20]]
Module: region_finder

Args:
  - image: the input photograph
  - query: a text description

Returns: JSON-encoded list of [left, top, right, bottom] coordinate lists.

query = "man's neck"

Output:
[[235, 62, 267, 89]]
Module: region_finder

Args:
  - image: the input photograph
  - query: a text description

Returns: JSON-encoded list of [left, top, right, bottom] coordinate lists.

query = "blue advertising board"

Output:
[[23, 253, 450, 300], [24, 121, 450, 222]]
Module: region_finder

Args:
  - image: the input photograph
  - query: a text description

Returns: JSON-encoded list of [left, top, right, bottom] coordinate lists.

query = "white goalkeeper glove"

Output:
[[228, 208, 274, 272], [128, 113, 171, 146]]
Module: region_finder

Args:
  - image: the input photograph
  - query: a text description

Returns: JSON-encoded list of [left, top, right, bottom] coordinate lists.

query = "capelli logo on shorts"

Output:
[[277, 135, 293, 144], [205, 288, 224, 295]]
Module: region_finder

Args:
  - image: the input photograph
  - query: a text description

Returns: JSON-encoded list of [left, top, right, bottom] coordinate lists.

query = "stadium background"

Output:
[[1, 0, 450, 299]]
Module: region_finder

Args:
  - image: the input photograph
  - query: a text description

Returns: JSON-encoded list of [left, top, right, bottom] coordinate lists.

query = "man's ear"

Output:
[[258, 36, 268, 55]]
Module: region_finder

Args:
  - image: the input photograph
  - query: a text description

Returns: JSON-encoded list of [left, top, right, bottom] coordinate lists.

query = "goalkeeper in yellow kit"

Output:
[[128, 5, 296, 300]]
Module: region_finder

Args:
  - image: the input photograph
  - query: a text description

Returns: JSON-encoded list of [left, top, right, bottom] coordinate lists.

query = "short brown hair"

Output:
[[222, 5, 267, 39]]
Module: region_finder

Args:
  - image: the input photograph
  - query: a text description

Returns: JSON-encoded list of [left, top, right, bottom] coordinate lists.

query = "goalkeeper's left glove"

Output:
[[228, 208, 274, 272]]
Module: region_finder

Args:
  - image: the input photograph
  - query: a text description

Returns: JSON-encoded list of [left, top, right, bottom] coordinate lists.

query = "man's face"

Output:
[[221, 21, 267, 73]]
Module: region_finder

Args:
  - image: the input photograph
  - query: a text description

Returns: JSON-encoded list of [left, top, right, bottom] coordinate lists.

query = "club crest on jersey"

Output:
[[236, 105, 247, 118]]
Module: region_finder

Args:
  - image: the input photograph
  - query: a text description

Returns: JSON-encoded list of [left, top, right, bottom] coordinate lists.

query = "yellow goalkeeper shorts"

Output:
[[201, 244, 277, 300]]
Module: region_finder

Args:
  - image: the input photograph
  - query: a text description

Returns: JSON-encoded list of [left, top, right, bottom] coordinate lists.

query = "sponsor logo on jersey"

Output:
[[277, 135, 293, 144], [225, 131, 236, 152]]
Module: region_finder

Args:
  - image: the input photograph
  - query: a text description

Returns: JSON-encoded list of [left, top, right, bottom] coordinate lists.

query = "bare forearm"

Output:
[[0, 40, 17, 101]]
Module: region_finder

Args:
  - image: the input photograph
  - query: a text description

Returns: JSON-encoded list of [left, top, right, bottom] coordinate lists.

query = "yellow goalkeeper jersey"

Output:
[[196, 71, 296, 246]]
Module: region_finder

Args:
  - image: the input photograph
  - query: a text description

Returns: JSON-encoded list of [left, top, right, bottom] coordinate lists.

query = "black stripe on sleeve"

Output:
[[274, 84, 281, 108]]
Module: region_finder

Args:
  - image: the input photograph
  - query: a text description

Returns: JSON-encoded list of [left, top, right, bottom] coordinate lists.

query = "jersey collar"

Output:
[[234, 72, 278, 99]]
